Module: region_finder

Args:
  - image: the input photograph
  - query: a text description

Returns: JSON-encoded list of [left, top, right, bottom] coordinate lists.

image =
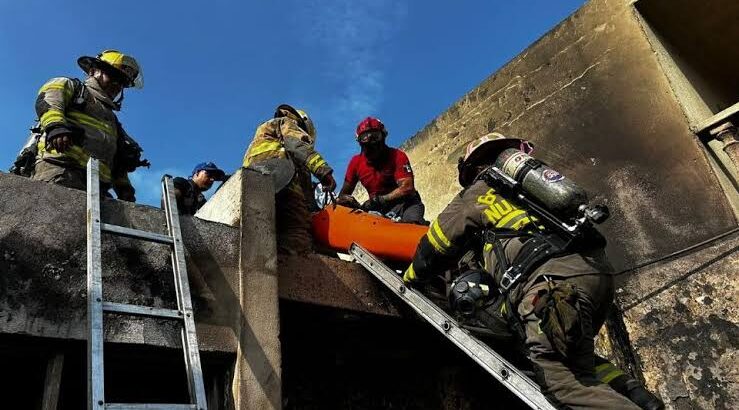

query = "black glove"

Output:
[[361, 195, 387, 212]]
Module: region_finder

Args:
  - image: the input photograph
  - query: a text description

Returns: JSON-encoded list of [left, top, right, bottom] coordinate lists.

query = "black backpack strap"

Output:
[[499, 233, 568, 293], [69, 78, 87, 107]]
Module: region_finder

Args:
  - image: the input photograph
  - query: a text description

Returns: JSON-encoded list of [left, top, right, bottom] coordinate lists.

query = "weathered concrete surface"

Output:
[[401, 0, 736, 271], [0, 172, 401, 352], [194, 168, 403, 317], [398, 0, 739, 408], [196, 169, 244, 226], [0, 172, 240, 353], [233, 170, 281, 409], [279, 254, 401, 317], [616, 232, 739, 409]]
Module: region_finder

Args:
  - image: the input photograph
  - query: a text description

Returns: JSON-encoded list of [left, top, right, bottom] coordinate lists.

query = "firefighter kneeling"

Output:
[[243, 104, 336, 255], [404, 133, 663, 410]]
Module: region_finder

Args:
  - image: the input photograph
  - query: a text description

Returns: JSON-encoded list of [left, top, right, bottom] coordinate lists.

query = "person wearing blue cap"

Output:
[[169, 162, 227, 215]]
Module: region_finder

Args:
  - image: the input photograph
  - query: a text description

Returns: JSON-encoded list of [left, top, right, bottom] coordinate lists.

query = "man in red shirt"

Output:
[[337, 117, 427, 225]]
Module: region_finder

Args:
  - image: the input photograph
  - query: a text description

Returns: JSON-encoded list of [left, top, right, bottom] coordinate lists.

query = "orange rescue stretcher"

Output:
[[311, 205, 428, 263]]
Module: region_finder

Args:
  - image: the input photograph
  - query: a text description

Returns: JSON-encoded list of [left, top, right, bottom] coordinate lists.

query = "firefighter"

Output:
[[30, 49, 146, 201], [243, 104, 336, 255], [337, 117, 426, 225], [168, 162, 227, 216], [403, 134, 664, 409]]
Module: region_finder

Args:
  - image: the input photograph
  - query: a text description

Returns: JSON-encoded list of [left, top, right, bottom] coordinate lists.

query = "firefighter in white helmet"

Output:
[[404, 133, 664, 410]]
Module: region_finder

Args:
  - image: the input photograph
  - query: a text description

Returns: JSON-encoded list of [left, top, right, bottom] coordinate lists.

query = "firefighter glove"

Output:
[[361, 194, 386, 211], [336, 194, 361, 208], [48, 132, 74, 153], [402, 263, 418, 285], [321, 173, 337, 192]]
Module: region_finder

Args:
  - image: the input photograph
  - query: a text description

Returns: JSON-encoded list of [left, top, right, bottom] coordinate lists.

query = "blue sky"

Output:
[[0, 0, 584, 205]]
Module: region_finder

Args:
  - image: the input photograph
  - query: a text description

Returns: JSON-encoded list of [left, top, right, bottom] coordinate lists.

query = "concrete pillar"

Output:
[[232, 169, 281, 409], [710, 121, 739, 172]]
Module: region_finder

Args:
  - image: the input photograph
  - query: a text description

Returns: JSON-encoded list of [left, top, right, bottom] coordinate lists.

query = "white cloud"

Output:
[[295, 1, 407, 170], [128, 166, 190, 207]]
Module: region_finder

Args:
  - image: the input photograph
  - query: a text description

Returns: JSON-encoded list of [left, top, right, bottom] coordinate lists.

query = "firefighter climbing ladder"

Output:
[[349, 243, 557, 410], [86, 158, 207, 410]]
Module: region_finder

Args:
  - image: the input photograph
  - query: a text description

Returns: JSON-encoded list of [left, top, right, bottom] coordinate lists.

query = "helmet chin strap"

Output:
[[112, 89, 124, 111]]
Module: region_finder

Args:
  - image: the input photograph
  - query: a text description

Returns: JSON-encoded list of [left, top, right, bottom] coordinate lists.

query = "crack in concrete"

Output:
[[503, 59, 604, 127]]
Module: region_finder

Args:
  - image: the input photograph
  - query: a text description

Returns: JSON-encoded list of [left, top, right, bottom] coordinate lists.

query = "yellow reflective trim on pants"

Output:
[[496, 209, 526, 228], [595, 363, 624, 384], [483, 243, 494, 252], [247, 140, 283, 159], [40, 110, 65, 128], [431, 220, 451, 248], [594, 363, 612, 373], [67, 111, 115, 134], [600, 369, 624, 384], [425, 229, 447, 254]]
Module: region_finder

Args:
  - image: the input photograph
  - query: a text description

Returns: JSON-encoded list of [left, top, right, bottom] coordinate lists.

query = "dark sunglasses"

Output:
[[357, 130, 384, 144]]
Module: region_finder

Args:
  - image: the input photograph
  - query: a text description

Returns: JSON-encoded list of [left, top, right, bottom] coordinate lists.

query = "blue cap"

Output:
[[192, 162, 226, 180]]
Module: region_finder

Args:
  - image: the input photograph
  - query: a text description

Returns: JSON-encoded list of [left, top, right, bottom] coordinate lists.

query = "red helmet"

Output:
[[356, 117, 387, 139]]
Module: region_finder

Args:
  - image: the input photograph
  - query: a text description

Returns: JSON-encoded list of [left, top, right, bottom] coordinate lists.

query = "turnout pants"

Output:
[[275, 178, 313, 255], [31, 160, 86, 190], [516, 274, 640, 410]]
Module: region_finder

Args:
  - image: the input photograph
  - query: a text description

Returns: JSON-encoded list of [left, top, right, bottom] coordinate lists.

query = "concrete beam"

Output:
[[233, 169, 281, 409], [0, 172, 401, 353]]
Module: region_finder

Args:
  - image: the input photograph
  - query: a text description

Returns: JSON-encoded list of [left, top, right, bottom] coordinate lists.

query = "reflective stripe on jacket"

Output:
[[35, 77, 122, 183], [408, 180, 612, 297], [242, 117, 332, 180]]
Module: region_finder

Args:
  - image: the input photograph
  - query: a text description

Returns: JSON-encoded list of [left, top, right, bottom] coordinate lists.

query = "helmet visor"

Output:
[[130, 66, 144, 89]]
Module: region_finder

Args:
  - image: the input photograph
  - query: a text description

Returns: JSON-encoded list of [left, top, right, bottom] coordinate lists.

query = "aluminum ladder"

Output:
[[86, 158, 207, 410], [349, 243, 556, 410]]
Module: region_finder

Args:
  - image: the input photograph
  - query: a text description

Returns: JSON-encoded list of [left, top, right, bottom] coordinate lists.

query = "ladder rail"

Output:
[[86, 159, 208, 410], [349, 243, 557, 410], [162, 175, 208, 409], [87, 159, 106, 409]]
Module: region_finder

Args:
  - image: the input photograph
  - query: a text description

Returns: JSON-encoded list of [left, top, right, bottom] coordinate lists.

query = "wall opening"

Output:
[[0, 335, 233, 409], [635, 0, 739, 218]]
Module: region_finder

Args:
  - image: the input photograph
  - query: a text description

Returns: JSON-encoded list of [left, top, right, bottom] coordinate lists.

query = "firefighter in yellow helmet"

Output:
[[403, 133, 664, 410], [243, 104, 336, 255], [30, 49, 148, 201]]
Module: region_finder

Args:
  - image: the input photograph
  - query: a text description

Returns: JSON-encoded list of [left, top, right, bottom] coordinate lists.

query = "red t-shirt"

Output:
[[344, 148, 414, 197]]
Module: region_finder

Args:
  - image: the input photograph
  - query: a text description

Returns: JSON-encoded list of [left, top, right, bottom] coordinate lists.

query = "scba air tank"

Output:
[[494, 148, 587, 219]]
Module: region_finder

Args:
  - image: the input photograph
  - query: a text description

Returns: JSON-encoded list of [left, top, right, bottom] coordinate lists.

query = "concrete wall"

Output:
[[0, 172, 398, 352], [617, 232, 739, 409], [399, 0, 738, 408], [0, 172, 529, 408], [401, 0, 736, 271]]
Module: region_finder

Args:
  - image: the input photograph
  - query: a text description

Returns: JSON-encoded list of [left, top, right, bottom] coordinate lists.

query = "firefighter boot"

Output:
[[609, 375, 665, 410]]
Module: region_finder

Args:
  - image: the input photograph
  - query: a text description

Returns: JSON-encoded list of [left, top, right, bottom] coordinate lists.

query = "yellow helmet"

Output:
[[78, 49, 143, 89], [296, 109, 316, 141], [274, 104, 317, 141]]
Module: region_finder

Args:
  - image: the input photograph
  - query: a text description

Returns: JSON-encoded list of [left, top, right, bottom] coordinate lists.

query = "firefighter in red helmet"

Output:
[[337, 117, 427, 225]]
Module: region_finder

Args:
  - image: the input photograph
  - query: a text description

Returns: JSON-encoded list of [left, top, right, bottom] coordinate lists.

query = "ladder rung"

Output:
[[103, 302, 183, 320], [105, 404, 197, 409], [101, 223, 174, 245]]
